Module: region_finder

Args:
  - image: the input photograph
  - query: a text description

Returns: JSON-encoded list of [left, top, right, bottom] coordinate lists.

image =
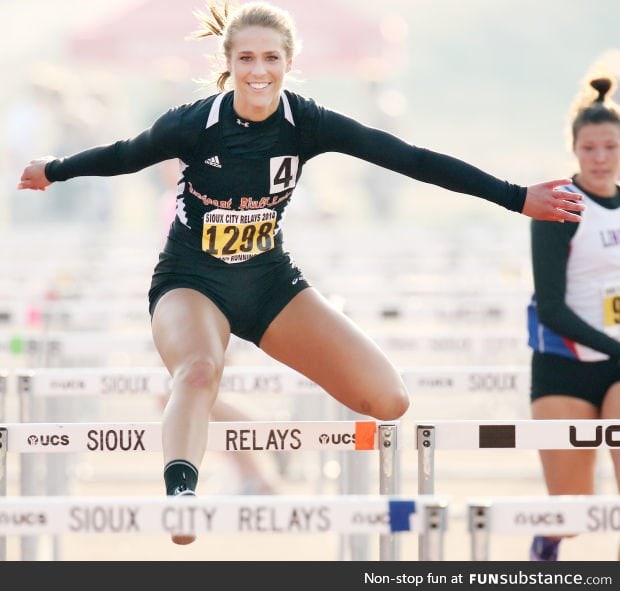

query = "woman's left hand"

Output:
[[522, 179, 584, 222]]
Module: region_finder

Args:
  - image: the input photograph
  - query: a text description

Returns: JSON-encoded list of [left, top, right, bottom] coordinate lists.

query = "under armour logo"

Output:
[[236, 118, 250, 128], [204, 155, 222, 168]]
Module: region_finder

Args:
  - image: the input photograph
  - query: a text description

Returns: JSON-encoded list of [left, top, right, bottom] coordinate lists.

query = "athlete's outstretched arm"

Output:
[[17, 106, 192, 192], [309, 107, 584, 222]]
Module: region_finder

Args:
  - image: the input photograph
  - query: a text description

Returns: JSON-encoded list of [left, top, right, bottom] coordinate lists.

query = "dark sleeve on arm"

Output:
[[45, 106, 193, 182], [305, 107, 526, 212], [531, 219, 620, 358]]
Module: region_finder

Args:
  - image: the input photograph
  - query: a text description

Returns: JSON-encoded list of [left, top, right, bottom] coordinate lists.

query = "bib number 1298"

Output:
[[202, 208, 277, 264]]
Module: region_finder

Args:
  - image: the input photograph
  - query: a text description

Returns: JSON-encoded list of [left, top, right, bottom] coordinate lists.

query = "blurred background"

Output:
[[1, 0, 620, 562], [2, 0, 620, 230]]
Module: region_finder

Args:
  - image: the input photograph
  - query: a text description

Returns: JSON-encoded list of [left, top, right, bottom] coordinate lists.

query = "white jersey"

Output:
[[566, 187, 620, 360]]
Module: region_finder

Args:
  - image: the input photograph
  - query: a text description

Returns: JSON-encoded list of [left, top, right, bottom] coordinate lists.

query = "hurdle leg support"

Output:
[[378, 423, 400, 561], [468, 503, 491, 561], [419, 502, 447, 561], [416, 425, 436, 560], [0, 426, 6, 560]]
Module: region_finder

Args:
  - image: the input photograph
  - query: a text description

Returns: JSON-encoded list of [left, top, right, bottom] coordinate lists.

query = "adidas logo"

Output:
[[204, 155, 222, 168]]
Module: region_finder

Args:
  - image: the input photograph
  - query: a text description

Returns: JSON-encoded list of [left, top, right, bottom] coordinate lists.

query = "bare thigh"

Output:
[[259, 288, 409, 420], [532, 395, 598, 494], [151, 288, 230, 374]]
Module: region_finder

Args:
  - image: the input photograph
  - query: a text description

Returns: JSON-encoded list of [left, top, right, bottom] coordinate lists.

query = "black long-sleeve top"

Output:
[[45, 90, 527, 259]]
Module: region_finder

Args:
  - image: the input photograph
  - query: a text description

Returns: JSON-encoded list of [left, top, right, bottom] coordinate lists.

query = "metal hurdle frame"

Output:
[[0, 418, 410, 561], [466, 495, 620, 561], [0, 372, 6, 561]]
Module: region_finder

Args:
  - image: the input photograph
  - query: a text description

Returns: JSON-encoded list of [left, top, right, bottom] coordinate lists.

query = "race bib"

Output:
[[202, 208, 277, 264], [602, 282, 620, 338]]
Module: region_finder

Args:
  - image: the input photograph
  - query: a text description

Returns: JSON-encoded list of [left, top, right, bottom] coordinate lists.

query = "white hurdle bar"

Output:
[[467, 495, 620, 561], [13, 365, 531, 397], [0, 494, 446, 538], [417, 420, 620, 495], [1, 420, 390, 453], [0, 420, 426, 561]]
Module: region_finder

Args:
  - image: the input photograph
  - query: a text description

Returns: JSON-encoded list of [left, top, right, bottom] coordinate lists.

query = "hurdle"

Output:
[[0, 419, 437, 561], [1, 420, 391, 454], [416, 419, 620, 495], [466, 495, 620, 561], [12, 366, 370, 560], [19, 365, 546, 562], [12, 364, 528, 529], [13, 364, 531, 507], [416, 420, 620, 560], [13, 364, 531, 398], [8, 365, 535, 563], [0, 493, 448, 542]]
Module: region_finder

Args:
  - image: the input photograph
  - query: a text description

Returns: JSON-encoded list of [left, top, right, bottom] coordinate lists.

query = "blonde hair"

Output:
[[191, 1, 299, 91]]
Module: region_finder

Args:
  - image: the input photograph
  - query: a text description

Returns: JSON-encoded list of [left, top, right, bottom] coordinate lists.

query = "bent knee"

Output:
[[173, 357, 223, 393]]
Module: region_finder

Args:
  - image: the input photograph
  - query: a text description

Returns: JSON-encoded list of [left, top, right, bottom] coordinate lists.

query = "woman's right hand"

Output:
[[17, 156, 56, 191]]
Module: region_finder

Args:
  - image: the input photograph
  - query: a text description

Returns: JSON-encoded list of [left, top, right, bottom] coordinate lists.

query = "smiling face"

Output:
[[574, 122, 620, 196], [227, 25, 292, 122]]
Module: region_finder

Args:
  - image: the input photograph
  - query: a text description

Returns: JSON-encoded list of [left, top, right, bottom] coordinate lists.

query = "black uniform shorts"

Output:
[[148, 238, 310, 346], [530, 351, 620, 409]]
